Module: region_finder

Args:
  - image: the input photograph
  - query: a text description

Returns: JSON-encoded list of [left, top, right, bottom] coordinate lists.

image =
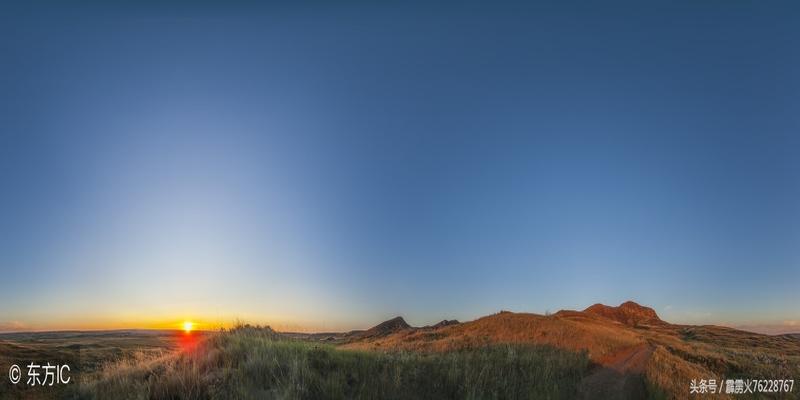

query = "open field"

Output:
[[81, 326, 589, 399], [0, 330, 197, 399], [1, 327, 588, 399], [1, 302, 799, 399]]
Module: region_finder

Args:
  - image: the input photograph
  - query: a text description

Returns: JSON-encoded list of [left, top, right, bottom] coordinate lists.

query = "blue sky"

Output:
[[1, 1, 798, 333]]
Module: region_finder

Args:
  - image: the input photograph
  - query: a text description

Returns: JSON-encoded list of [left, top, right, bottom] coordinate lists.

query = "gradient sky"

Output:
[[1, 1, 798, 334]]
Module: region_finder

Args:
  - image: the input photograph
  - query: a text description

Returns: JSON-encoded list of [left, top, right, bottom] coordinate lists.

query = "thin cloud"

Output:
[[0, 320, 27, 332], [733, 321, 800, 335]]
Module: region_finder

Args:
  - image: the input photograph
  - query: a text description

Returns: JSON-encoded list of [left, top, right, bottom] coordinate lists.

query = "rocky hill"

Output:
[[349, 316, 410, 340], [583, 301, 664, 326]]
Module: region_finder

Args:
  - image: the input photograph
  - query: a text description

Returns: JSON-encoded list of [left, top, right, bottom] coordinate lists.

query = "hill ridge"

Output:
[[351, 316, 410, 339], [582, 301, 663, 326]]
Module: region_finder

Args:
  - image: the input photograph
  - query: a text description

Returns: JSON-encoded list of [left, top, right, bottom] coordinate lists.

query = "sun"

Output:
[[182, 321, 194, 333]]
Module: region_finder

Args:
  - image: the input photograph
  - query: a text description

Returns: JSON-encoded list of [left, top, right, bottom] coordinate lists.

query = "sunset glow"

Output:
[[183, 321, 194, 333], [0, 0, 798, 338]]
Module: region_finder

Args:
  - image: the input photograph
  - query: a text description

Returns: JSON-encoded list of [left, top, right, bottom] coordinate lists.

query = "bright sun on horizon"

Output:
[[183, 321, 194, 333]]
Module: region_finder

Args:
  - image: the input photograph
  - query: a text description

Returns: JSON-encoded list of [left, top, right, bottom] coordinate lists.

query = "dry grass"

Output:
[[343, 311, 643, 361], [4, 307, 799, 399], [343, 311, 800, 399], [76, 325, 591, 399], [645, 346, 715, 399]]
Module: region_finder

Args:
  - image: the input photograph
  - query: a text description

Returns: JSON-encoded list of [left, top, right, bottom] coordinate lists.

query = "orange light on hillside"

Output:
[[183, 321, 194, 333]]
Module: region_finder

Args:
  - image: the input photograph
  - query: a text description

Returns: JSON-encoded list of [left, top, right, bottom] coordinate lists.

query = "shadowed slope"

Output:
[[349, 316, 410, 340]]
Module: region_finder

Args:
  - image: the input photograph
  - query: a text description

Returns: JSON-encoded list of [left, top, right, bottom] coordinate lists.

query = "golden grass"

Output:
[[78, 326, 590, 399], [344, 311, 800, 399], [343, 311, 643, 361]]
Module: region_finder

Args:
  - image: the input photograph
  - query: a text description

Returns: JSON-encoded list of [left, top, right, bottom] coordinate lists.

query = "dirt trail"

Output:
[[578, 344, 655, 400]]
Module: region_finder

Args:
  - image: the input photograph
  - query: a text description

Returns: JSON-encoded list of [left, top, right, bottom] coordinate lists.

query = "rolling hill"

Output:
[[343, 301, 800, 398]]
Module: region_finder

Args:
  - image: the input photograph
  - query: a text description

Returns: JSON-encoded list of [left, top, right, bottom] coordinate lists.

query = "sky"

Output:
[[1, 1, 798, 334]]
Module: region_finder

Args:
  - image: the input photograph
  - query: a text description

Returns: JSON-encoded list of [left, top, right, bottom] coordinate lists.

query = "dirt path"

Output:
[[578, 344, 655, 400]]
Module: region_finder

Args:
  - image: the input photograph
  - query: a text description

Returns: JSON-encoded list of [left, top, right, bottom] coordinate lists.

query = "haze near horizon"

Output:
[[1, 1, 799, 335]]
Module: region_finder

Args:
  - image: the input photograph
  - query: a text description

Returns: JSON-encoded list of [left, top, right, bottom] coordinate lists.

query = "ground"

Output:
[[1, 302, 799, 399]]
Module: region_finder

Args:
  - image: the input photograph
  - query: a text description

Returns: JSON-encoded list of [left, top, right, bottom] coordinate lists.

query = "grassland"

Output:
[[78, 325, 589, 399], [2, 303, 799, 399], [343, 303, 800, 399], [0, 330, 186, 400]]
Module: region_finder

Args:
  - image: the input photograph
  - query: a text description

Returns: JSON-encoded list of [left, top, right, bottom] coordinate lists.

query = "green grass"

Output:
[[79, 326, 590, 400]]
